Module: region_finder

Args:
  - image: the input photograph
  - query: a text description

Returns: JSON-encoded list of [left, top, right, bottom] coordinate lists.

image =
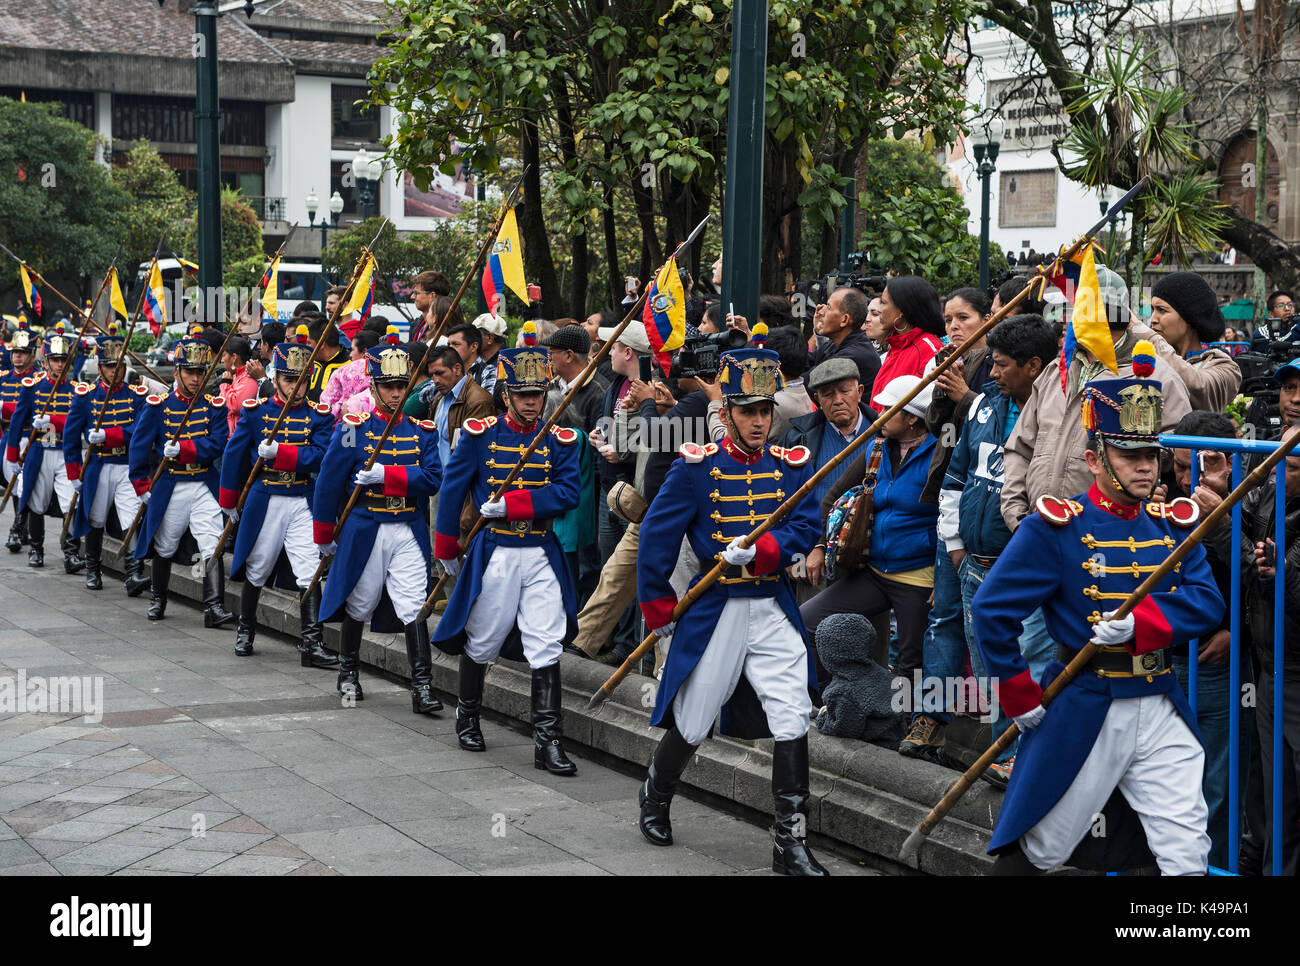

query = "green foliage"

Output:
[[109, 139, 194, 271], [224, 254, 267, 294], [322, 215, 475, 310], [176, 187, 263, 278], [0, 97, 129, 299]]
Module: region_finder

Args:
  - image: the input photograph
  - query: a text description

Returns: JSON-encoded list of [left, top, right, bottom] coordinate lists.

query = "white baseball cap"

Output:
[[872, 374, 933, 419], [473, 312, 507, 337]]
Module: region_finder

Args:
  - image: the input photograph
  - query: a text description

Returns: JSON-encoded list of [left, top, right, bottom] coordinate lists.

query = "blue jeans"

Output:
[[961, 557, 1054, 763], [916, 544, 967, 724], [1174, 651, 1254, 871]]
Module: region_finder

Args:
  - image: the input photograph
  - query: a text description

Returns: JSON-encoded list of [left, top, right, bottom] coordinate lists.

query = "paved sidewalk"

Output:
[[0, 522, 872, 876]]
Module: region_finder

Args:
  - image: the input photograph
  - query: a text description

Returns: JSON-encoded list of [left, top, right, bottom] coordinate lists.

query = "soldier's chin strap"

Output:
[[1096, 438, 1155, 504], [723, 400, 765, 458]]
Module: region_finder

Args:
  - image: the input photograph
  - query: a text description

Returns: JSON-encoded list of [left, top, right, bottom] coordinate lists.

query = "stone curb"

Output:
[[102, 538, 997, 874]]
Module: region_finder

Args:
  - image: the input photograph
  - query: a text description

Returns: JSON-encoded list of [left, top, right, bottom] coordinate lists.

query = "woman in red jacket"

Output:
[[870, 276, 946, 401]]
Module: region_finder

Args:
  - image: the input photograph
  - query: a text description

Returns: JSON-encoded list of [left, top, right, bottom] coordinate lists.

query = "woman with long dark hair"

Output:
[[869, 276, 945, 400]]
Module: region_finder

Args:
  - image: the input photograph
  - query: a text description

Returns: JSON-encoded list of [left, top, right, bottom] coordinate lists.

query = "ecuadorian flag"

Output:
[[142, 261, 168, 337], [19, 264, 41, 317], [260, 255, 284, 323], [341, 253, 376, 324], [643, 255, 686, 376], [1058, 243, 1117, 391], [482, 207, 528, 315], [109, 267, 129, 321]]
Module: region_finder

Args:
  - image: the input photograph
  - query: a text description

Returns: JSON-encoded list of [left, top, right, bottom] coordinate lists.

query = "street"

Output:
[[0, 515, 872, 876]]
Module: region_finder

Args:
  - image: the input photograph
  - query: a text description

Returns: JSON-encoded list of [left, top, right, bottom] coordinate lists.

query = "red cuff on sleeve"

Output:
[[1, 402, 13, 420], [5, 446, 18, 463], [218, 486, 239, 510], [502, 488, 534, 520], [271, 444, 298, 472], [640, 595, 678, 632], [50, 413, 66, 432], [65, 463, 81, 482], [383, 464, 409, 497], [1128, 597, 1172, 655], [434, 532, 462, 560], [176, 439, 197, 463], [995, 668, 1044, 718], [313, 521, 336, 545], [750, 532, 780, 575], [102, 426, 125, 448], [131, 478, 150, 497]]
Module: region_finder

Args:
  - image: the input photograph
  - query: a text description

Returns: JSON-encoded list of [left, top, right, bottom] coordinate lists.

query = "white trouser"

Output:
[[464, 544, 564, 670], [243, 494, 317, 588], [1021, 693, 1209, 875], [671, 596, 811, 746], [153, 480, 223, 560], [26, 447, 71, 515], [88, 462, 141, 531], [345, 522, 426, 625], [660, 537, 699, 673]]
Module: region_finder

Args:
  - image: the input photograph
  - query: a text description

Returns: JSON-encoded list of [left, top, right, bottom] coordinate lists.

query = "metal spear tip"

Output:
[[586, 686, 611, 711], [898, 828, 926, 867]]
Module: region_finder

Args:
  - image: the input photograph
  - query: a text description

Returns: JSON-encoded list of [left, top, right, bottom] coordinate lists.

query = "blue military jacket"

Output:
[[65, 380, 150, 538], [219, 394, 335, 584], [971, 483, 1225, 853], [128, 389, 230, 559], [0, 364, 37, 437], [636, 438, 820, 739], [6, 374, 82, 516], [431, 414, 581, 657], [312, 408, 442, 630]]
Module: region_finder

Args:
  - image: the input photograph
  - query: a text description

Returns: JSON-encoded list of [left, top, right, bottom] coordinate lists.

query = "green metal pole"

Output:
[[720, 0, 768, 327], [195, 2, 223, 327]]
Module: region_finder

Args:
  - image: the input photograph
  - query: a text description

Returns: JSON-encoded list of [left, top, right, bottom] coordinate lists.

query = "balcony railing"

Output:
[[247, 196, 287, 221]]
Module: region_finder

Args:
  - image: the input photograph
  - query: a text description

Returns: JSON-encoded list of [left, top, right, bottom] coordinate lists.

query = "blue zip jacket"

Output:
[[939, 382, 1015, 559]]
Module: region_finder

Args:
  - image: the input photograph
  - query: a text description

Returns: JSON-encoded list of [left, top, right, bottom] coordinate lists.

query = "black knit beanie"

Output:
[[1150, 272, 1225, 343]]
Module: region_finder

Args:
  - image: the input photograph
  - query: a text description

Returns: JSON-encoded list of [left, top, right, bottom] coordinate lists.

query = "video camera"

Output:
[[668, 328, 747, 380], [790, 252, 891, 309]]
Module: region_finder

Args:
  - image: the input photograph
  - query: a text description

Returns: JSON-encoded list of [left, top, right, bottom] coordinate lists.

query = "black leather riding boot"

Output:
[[83, 527, 103, 590], [988, 841, 1046, 876], [234, 582, 260, 656], [337, 616, 364, 701], [298, 585, 338, 668], [455, 655, 487, 752], [531, 663, 576, 776], [5, 507, 22, 553], [638, 727, 697, 847], [123, 549, 150, 597], [61, 529, 84, 575], [147, 557, 172, 620], [771, 735, 829, 876], [202, 556, 235, 628], [26, 511, 44, 568], [404, 621, 443, 714]]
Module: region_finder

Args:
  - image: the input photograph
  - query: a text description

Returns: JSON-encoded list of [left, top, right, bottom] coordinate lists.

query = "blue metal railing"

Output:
[[1160, 432, 1287, 876]]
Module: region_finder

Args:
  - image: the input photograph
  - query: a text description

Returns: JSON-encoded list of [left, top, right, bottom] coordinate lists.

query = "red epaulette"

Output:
[[769, 444, 811, 467], [1036, 494, 1083, 526], [1146, 497, 1199, 528], [550, 426, 578, 445]]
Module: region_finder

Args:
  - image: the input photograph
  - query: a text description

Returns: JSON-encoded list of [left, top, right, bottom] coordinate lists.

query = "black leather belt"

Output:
[[261, 469, 309, 485], [100, 446, 127, 458], [361, 494, 414, 512], [490, 519, 552, 537], [1057, 644, 1171, 678]]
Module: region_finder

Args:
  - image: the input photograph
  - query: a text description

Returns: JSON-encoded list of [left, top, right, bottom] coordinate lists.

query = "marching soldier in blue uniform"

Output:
[[972, 361, 1224, 875], [128, 336, 236, 628], [64, 324, 151, 596], [312, 334, 444, 711], [5, 326, 85, 573], [2, 320, 38, 553], [219, 337, 337, 665], [432, 344, 582, 775], [634, 347, 827, 875]]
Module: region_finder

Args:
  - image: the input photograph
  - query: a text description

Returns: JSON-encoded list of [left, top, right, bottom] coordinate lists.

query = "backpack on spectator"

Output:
[[824, 440, 884, 581]]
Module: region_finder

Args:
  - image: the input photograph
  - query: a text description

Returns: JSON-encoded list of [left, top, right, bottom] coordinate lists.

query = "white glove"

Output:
[[86, 428, 107, 445], [653, 621, 676, 640], [353, 464, 385, 487], [223, 506, 239, 524], [1014, 705, 1047, 731], [439, 556, 461, 578], [33, 414, 51, 431], [3, 459, 17, 479], [139, 490, 151, 505], [480, 497, 507, 519], [18, 438, 29, 458], [318, 541, 337, 557], [71, 477, 82, 493], [721, 537, 756, 567], [257, 440, 278, 461], [163, 440, 181, 459], [1091, 611, 1136, 647]]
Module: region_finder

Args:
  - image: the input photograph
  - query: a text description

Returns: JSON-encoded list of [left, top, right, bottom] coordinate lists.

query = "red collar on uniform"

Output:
[[504, 412, 536, 433], [174, 388, 194, 403], [372, 406, 402, 426], [1087, 482, 1139, 519], [99, 379, 125, 394], [271, 393, 304, 409], [720, 435, 764, 465]]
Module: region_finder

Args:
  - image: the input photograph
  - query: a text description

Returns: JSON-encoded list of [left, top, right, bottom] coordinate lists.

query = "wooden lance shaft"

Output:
[[897, 426, 1300, 867], [0, 264, 118, 507], [410, 214, 713, 625], [206, 227, 390, 569], [583, 179, 1155, 709], [299, 171, 531, 599], [118, 229, 301, 557]]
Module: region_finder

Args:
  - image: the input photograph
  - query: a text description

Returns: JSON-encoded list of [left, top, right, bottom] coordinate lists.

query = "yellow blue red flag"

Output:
[[141, 261, 167, 337], [643, 255, 686, 376], [19, 264, 41, 317], [109, 267, 129, 321], [481, 207, 529, 315], [1057, 243, 1117, 391], [342, 253, 376, 323], [260, 255, 283, 323]]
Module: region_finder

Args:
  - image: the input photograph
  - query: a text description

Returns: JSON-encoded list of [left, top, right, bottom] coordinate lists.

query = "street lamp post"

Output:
[[352, 148, 382, 221], [972, 115, 1004, 291]]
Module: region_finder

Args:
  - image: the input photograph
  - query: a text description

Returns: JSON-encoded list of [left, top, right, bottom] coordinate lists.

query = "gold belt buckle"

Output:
[[385, 496, 404, 510], [1133, 652, 1162, 675], [510, 519, 530, 534]]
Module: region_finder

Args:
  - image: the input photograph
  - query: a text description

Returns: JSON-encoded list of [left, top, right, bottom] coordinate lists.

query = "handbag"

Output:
[[824, 440, 884, 581]]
